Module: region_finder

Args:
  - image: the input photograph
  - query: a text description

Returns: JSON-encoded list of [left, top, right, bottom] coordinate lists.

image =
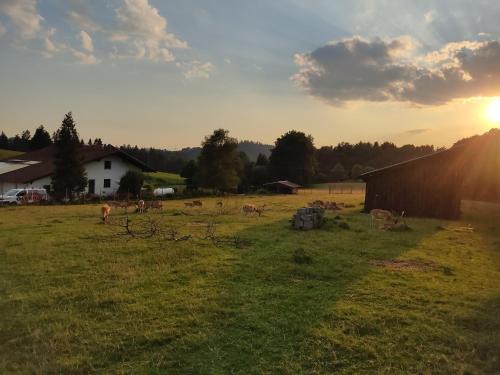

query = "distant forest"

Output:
[[3, 127, 497, 187], [119, 140, 272, 174], [0, 127, 440, 180]]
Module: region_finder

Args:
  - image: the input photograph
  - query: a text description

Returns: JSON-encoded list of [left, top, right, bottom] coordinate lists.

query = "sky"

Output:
[[1, 0, 500, 149]]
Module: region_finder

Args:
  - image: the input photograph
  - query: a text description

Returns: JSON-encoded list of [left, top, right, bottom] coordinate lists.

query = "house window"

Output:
[[103, 179, 111, 188], [104, 160, 112, 169]]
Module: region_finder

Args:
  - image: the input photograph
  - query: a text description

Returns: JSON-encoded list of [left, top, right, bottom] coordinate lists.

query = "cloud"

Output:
[[176, 60, 214, 80], [0, 21, 5, 37], [79, 30, 94, 52], [292, 36, 500, 106], [111, 0, 187, 63], [70, 48, 98, 64], [0, 0, 43, 39], [424, 11, 434, 24], [405, 128, 430, 134], [68, 10, 100, 32]]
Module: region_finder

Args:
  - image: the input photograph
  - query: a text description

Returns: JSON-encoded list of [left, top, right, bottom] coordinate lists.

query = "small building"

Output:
[[263, 180, 302, 194], [0, 144, 154, 196], [360, 147, 465, 219]]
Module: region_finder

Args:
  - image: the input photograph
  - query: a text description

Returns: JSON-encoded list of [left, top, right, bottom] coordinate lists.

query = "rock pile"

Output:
[[292, 207, 325, 230]]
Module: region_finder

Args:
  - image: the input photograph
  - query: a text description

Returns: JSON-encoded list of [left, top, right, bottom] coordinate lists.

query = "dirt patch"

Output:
[[370, 259, 436, 271]]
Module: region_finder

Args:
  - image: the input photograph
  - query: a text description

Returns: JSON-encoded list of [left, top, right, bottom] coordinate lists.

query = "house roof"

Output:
[[359, 146, 463, 180], [0, 144, 154, 184], [263, 180, 302, 189]]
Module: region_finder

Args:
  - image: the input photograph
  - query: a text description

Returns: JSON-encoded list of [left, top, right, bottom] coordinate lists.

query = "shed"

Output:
[[360, 147, 466, 219], [263, 180, 302, 194]]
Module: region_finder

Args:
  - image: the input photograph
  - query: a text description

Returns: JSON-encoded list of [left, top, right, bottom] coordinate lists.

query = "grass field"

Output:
[[0, 149, 23, 160], [1, 192, 499, 374], [144, 172, 185, 188]]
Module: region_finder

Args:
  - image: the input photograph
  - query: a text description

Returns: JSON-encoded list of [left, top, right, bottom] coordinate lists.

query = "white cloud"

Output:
[[224, 58, 232, 64], [68, 10, 100, 32], [424, 11, 435, 24], [176, 60, 214, 80], [79, 30, 94, 52], [112, 0, 187, 63], [0, 0, 43, 39], [70, 48, 98, 64], [292, 36, 500, 106]]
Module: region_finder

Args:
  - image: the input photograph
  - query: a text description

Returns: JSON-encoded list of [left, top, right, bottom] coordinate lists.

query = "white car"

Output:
[[0, 188, 49, 205], [153, 187, 175, 197]]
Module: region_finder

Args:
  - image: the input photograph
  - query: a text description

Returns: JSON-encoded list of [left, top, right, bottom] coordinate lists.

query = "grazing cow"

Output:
[[136, 199, 146, 213], [192, 200, 203, 207], [184, 202, 194, 208], [101, 204, 111, 223]]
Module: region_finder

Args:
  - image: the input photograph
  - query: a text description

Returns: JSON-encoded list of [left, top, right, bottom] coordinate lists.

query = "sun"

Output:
[[486, 98, 500, 123]]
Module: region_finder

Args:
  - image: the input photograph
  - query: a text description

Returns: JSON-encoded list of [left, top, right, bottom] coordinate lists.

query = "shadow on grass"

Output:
[[129, 215, 438, 374]]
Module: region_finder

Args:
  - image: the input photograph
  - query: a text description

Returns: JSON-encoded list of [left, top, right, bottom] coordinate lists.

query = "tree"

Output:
[[180, 159, 199, 189], [51, 112, 87, 200], [0, 132, 8, 149], [350, 164, 364, 179], [118, 170, 144, 197], [256, 153, 269, 166], [197, 129, 242, 192], [269, 130, 315, 185], [30, 125, 52, 150], [330, 162, 347, 181]]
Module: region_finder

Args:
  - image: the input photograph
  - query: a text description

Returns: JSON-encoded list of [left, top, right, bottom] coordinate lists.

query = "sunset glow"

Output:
[[486, 98, 500, 123]]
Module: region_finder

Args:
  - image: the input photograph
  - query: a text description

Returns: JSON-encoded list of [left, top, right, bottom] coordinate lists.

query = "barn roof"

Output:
[[263, 180, 302, 189], [0, 144, 154, 183], [359, 146, 463, 180]]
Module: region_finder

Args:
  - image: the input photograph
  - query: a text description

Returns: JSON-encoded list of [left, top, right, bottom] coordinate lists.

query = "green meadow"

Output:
[[144, 172, 185, 188], [1, 191, 499, 374], [0, 149, 23, 160]]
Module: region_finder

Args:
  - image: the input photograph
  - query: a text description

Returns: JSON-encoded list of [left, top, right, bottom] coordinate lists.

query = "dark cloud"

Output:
[[292, 37, 500, 106]]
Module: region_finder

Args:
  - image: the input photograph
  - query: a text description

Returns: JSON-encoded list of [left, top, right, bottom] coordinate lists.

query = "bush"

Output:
[[118, 170, 144, 197]]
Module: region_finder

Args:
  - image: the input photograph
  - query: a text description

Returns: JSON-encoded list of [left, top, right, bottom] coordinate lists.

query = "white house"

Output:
[[0, 145, 154, 196]]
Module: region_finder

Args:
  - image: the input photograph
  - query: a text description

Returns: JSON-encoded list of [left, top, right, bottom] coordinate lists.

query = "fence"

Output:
[[327, 182, 365, 195]]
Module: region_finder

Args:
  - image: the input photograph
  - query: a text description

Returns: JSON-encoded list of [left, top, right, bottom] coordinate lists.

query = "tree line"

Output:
[[180, 129, 440, 192], [118, 141, 271, 174]]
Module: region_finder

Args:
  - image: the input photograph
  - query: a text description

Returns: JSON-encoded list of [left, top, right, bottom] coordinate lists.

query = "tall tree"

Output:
[[0, 132, 8, 149], [51, 112, 87, 200], [269, 130, 315, 185], [30, 125, 52, 150], [180, 159, 199, 189], [256, 153, 269, 166], [330, 162, 347, 181], [197, 129, 242, 192]]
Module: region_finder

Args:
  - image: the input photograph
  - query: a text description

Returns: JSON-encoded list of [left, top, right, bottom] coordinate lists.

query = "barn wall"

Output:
[[364, 152, 463, 219]]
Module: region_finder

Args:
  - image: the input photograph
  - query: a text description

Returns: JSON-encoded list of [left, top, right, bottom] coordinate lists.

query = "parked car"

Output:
[[0, 188, 49, 205], [153, 187, 175, 197]]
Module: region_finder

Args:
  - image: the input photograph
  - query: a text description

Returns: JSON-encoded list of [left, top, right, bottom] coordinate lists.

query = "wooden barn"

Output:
[[263, 180, 302, 194], [360, 147, 466, 219]]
